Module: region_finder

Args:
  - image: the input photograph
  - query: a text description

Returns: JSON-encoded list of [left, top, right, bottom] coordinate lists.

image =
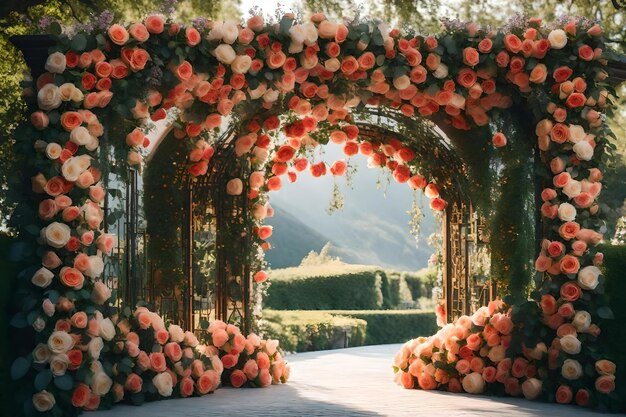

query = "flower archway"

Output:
[[7, 9, 623, 415]]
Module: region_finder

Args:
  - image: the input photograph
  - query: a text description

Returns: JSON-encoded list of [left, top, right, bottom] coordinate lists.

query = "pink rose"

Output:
[[212, 329, 229, 347], [256, 352, 270, 369], [149, 352, 166, 372], [164, 342, 182, 362]]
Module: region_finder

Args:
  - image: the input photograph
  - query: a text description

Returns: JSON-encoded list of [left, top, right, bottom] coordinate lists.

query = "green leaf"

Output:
[[54, 374, 74, 391], [49, 22, 62, 36], [11, 357, 31, 380], [597, 306, 615, 320], [34, 369, 52, 391], [10, 313, 28, 328], [70, 34, 87, 52]]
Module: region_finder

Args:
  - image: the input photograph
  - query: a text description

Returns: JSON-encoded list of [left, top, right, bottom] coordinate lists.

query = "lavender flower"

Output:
[[159, 0, 178, 17], [192, 17, 208, 30], [37, 16, 55, 31]]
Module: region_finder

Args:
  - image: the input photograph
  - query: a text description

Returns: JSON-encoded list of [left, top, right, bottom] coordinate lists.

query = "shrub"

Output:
[[326, 310, 437, 345], [262, 309, 437, 352], [404, 268, 437, 300], [265, 264, 384, 310], [261, 310, 367, 352]]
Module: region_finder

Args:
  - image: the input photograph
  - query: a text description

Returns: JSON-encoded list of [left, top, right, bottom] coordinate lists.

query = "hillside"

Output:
[[264, 142, 436, 271]]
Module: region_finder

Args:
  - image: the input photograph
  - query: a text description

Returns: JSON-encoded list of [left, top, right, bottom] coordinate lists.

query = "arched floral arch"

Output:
[[7, 10, 623, 415]]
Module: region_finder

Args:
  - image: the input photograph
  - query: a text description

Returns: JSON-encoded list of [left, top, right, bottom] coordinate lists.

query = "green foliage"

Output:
[[598, 244, 626, 401], [0, 234, 17, 416], [263, 309, 437, 351], [265, 265, 386, 310], [403, 269, 437, 300], [144, 131, 188, 288], [262, 310, 367, 352], [330, 310, 438, 345]]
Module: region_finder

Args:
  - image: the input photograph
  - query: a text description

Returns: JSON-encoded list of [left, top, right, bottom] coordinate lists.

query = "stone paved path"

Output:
[[92, 344, 618, 417]]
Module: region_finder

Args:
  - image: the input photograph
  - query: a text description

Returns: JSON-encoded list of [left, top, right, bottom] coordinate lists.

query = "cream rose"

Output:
[[221, 21, 239, 44], [37, 84, 62, 111], [577, 265, 600, 290], [568, 125, 586, 143], [33, 316, 46, 332], [58, 83, 76, 101], [561, 359, 583, 380], [289, 24, 306, 44], [48, 331, 74, 354], [99, 318, 116, 341], [70, 87, 84, 103], [559, 334, 582, 355], [433, 64, 449, 79], [44, 222, 71, 249], [45, 143, 62, 160], [325, 58, 341, 72], [91, 371, 113, 396], [84, 255, 104, 279], [558, 203, 577, 222], [32, 391, 55, 412], [263, 89, 279, 103], [91, 281, 112, 304], [50, 353, 69, 376], [573, 141, 594, 161], [487, 345, 506, 362], [462, 372, 485, 394], [32, 267, 54, 288], [231, 55, 252, 74], [521, 378, 542, 400], [32, 343, 51, 364], [562, 179, 582, 199], [214, 44, 236, 64], [70, 126, 93, 146], [153, 372, 173, 397], [45, 52, 66, 73], [249, 83, 267, 100], [548, 29, 568, 49], [572, 310, 591, 332], [303, 22, 319, 46], [88, 336, 104, 360], [393, 75, 411, 90], [168, 324, 185, 343]]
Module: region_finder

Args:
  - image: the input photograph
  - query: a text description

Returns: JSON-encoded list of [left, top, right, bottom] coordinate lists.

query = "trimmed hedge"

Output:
[[265, 264, 384, 310], [599, 244, 626, 401], [265, 264, 436, 310], [404, 269, 437, 300], [262, 310, 367, 352], [263, 309, 436, 351], [325, 310, 437, 345]]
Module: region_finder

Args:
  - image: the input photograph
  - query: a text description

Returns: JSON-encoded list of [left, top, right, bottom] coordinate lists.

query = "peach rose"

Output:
[[108, 24, 129, 45], [595, 375, 615, 394]]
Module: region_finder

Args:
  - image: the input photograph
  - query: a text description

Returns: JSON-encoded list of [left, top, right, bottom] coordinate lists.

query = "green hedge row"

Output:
[[265, 265, 437, 310], [263, 309, 437, 352], [264, 265, 385, 310], [262, 310, 367, 352], [323, 310, 438, 345]]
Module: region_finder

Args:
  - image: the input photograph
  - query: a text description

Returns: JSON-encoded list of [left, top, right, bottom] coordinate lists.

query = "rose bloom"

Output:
[[230, 369, 247, 388], [560, 334, 582, 355], [561, 359, 583, 380], [560, 282, 582, 302], [556, 384, 573, 404], [595, 375, 616, 394], [559, 255, 580, 274], [462, 372, 485, 394]]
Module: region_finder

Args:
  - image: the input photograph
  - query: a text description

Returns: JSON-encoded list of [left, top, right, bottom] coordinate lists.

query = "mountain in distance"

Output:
[[264, 142, 437, 271]]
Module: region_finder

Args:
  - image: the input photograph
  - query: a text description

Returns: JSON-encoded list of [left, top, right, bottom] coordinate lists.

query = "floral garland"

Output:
[[8, 8, 619, 415]]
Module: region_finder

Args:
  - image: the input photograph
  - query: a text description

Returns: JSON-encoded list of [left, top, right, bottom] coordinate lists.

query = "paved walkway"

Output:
[[92, 344, 617, 417]]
